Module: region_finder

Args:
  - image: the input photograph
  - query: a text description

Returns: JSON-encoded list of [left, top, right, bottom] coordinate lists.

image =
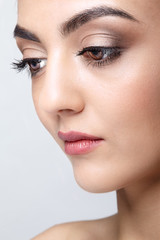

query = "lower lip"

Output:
[[65, 139, 103, 155]]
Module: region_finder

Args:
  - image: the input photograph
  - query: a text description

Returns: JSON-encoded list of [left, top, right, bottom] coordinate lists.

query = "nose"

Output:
[[38, 54, 85, 117]]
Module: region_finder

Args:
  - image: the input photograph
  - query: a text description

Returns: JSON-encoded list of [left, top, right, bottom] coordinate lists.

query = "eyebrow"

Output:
[[14, 5, 138, 41], [61, 5, 138, 36], [13, 25, 40, 42]]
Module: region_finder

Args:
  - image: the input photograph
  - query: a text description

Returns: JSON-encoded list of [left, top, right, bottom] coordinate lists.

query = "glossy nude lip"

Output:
[[65, 139, 103, 155], [58, 131, 104, 155]]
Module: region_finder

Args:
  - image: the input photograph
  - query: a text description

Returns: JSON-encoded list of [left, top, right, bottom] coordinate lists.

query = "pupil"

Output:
[[29, 60, 40, 70], [92, 50, 100, 56], [90, 49, 103, 60], [31, 61, 38, 67], [93, 50, 102, 56]]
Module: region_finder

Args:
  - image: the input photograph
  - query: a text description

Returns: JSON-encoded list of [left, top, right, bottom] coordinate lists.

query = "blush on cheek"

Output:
[[102, 65, 160, 170], [112, 64, 160, 128]]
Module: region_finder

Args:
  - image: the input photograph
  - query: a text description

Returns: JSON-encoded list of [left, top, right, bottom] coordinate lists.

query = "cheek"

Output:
[[111, 66, 160, 137], [32, 82, 62, 147], [32, 84, 41, 119], [72, 65, 160, 193], [32, 83, 51, 132], [108, 62, 160, 167], [111, 79, 160, 135], [108, 72, 160, 170]]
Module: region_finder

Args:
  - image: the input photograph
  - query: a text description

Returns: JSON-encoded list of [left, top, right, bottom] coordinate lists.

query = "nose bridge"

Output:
[[38, 50, 84, 115]]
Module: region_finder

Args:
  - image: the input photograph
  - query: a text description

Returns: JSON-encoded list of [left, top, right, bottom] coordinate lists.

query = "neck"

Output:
[[116, 175, 160, 240]]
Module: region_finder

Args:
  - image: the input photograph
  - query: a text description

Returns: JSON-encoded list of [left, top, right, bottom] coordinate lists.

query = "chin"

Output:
[[73, 171, 136, 193], [71, 158, 144, 194], [75, 179, 115, 193], [72, 164, 121, 193]]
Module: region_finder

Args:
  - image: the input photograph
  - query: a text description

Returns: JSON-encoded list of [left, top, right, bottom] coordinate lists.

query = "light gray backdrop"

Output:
[[0, 1, 117, 239]]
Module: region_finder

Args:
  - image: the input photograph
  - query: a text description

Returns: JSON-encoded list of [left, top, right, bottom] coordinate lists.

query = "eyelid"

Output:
[[80, 32, 121, 45], [76, 46, 123, 68], [16, 38, 47, 55]]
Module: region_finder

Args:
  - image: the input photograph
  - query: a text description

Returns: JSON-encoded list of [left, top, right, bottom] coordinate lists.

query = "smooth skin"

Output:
[[15, 0, 160, 239]]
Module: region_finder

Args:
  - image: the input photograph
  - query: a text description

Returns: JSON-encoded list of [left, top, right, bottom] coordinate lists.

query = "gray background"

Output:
[[0, 1, 117, 239]]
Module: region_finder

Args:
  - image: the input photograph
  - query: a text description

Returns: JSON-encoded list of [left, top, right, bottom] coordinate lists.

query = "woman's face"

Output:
[[16, 0, 160, 193]]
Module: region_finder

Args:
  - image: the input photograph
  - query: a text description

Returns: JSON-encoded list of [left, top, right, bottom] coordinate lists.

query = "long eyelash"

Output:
[[77, 46, 120, 56], [12, 58, 31, 72], [77, 46, 104, 56], [77, 46, 122, 68]]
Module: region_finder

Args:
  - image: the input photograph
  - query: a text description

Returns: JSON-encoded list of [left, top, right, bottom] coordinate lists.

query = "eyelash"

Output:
[[77, 46, 122, 67], [12, 46, 122, 76], [12, 58, 47, 77]]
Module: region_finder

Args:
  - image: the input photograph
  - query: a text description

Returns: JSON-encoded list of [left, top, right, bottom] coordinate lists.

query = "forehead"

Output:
[[17, 0, 160, 20], [17, 0, 160, 39]]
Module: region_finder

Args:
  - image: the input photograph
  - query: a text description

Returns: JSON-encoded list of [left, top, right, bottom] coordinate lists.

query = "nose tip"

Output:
[[38, 78, 85, 117]]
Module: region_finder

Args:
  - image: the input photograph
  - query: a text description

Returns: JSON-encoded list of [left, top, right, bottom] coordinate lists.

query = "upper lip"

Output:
[[58, 131, 103, 142]]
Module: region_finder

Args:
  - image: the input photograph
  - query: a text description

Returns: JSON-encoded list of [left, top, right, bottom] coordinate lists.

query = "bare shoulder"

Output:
[[31, 214, 118, 240], [31, 222, 78, 240]]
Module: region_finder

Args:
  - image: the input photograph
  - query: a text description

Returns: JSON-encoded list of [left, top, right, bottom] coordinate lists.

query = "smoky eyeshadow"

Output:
[[80, 33, 123, 50], [75, 18, 137, 49]]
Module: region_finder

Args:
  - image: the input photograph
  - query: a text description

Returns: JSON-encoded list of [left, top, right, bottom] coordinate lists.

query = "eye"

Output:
[[77, 46, 122, 68], [83, 48, 107, 60], [26, 58, 47, 76], [28, 59, 42, 72], [12, 58, 47, 77]]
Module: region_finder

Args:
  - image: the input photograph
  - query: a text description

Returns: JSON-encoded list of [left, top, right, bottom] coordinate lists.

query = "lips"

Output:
[[58, 131, 103, 155], [58, 131, 102, 142]]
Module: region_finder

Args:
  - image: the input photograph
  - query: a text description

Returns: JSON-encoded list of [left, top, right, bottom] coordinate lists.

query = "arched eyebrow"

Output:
[[14, 5, 138, 41], [13, 25, 40, 42], [60, 5, 139, 36]]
